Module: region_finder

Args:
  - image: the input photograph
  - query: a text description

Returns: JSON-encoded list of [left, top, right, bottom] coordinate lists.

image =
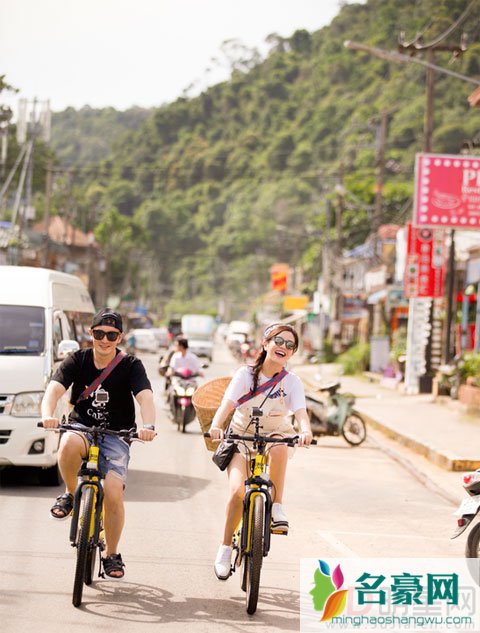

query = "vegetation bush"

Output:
[[336, 342, 370, 375], [460, 353, 480, 388]]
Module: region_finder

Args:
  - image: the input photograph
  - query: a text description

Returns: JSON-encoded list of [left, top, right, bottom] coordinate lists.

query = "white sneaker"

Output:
[[271, 503, 289, 534], [214, 544, 232, 580]]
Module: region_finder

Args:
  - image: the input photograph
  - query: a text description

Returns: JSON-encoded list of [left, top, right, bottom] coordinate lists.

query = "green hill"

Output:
[[36, 0, 480, 317]]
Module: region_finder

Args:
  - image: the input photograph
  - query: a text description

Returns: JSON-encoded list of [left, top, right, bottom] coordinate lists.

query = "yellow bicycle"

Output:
[[38, 421, 137, 607], [206, 408, 316, 615]]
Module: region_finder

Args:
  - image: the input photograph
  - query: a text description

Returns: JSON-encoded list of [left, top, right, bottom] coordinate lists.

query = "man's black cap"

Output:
[[91, 308, 123, 332]]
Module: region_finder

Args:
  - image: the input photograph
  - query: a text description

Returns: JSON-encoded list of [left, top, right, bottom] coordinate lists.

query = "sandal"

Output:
[[50, 492, 74, 520], [102, 553, 125, 580]]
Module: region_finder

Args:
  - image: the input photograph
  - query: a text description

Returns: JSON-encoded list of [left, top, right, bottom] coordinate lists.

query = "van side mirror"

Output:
[[56, 339, 80, 360]]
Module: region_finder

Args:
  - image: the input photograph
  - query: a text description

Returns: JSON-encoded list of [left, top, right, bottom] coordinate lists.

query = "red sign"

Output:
[[404, 223, 445, 298], [270, 263, 289, 292], [414, 153, 480, 229]]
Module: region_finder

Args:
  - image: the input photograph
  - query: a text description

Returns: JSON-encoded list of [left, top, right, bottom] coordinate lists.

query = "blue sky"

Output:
[[2, 0, 364, 111]]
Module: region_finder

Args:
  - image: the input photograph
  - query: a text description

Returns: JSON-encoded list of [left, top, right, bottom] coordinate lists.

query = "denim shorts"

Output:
[[84, 433, 130, 484]]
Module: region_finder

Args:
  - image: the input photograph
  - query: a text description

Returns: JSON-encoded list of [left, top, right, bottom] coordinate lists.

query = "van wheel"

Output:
[[39, 464, 62, 486]]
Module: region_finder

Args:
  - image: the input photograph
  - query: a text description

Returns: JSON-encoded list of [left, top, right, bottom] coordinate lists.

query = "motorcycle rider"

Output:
[[166, 338, 204, 377]]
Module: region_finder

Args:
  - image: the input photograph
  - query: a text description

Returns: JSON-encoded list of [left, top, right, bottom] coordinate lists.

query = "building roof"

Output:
[[32, 216, 94, 248]]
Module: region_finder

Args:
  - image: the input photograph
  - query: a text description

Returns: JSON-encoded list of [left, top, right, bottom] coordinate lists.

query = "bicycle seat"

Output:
[[318, 380, 340, 394]]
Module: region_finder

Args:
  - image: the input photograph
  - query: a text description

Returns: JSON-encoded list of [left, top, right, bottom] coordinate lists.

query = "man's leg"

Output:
[[58, 431, 87, 494], [103, 472, 125, 557]]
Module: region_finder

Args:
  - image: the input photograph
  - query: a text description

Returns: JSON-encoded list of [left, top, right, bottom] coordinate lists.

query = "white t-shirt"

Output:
[[223, 365, 306, 413], [169, 350, 201, 374]]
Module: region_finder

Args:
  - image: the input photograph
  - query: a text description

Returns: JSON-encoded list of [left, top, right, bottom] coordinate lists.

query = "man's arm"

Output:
[[41, 380, 67, 428], [135, 389, 156, 441]]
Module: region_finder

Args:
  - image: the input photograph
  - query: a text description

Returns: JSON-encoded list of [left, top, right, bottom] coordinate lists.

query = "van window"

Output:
[[66, 310, 93, 349], [0, 305, 45, 354], [53, 315, 63, 355]]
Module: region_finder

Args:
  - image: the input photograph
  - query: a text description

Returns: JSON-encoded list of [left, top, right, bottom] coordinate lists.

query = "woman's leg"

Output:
[[222, 452, 249, 545], [268, 443, 288, 503]]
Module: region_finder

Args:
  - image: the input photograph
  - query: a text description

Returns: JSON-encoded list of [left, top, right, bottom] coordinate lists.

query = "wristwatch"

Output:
[[143, 424, 155, 431]]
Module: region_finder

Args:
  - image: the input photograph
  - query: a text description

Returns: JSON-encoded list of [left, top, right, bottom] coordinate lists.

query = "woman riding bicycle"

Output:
[[208, 322, 313, 580]]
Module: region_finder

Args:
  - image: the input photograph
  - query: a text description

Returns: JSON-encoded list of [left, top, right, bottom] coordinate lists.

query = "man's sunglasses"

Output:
[[92, 329, 120, 341], [272, 335, 296, 351]]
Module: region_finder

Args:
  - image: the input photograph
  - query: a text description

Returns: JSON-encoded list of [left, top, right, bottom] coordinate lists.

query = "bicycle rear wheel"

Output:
[[245, 494, 264, 615], [73, 486, 95, 607]]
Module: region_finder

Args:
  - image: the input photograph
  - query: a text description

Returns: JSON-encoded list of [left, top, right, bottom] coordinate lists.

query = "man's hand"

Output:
[[41, 417, 60, 429], [138, 427, 157, 441]]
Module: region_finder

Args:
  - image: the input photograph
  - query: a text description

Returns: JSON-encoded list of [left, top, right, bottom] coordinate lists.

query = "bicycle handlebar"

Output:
[[37, 421, 138, 440], [203, 432, 317, 446]]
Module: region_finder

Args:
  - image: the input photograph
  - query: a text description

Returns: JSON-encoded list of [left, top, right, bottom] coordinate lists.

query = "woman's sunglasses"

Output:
[[92, 329, 120, 342], [272, 335, 296, 351]]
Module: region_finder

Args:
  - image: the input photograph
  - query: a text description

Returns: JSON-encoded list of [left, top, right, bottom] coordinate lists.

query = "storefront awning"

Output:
[[367, 289, 388, 305]]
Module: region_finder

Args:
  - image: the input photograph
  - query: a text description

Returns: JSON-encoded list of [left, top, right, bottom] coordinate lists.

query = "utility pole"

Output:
[[399, 24, 469, 385], [43, 161, 53, 267]]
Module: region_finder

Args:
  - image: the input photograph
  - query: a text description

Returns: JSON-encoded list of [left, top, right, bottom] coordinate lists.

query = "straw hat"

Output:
[[192, 377, 233, 451]]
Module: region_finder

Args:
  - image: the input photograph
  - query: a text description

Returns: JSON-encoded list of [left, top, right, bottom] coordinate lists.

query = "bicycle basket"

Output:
[[192, 377, 233, 451]]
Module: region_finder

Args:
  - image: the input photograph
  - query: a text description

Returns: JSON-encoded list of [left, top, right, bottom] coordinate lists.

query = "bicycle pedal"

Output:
[[271, 528, 289, 535]]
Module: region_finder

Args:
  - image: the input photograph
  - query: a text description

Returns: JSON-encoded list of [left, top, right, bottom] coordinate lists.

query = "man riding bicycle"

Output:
[[41, 308, 156, 579]]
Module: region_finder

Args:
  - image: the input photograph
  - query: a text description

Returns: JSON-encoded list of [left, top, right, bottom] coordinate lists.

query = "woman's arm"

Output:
[[294, 407, 313, 447], [209, 399, 236, 440]]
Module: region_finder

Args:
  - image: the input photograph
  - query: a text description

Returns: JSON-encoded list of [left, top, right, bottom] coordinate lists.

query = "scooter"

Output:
[[305, 380, 367, 446], [437, 354, 464, 399], [451, 470, 480, 556], [167, 368, 199, 433]]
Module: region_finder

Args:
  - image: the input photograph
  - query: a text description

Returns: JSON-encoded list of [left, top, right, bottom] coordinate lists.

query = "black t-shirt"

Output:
[[52, 349, 152, 431]]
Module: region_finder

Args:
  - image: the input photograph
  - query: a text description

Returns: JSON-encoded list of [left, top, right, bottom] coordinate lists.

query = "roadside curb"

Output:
[[366, 431, 461, 507], [358, 409, 480, 473], [294, 364, 480, 473]]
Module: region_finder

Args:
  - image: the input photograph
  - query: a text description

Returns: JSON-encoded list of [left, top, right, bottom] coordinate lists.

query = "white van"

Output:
[[0, 266, 95, 484]]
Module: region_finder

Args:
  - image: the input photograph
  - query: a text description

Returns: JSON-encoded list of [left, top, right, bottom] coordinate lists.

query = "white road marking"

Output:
[[316, 530, 360, 557], [327, 529, 447, 541]]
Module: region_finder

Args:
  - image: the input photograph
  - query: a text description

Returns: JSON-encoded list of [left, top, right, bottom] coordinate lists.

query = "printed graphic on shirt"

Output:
[[87, 384, 110, 421]]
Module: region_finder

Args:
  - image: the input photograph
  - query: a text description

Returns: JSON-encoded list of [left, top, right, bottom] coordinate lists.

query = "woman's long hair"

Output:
[[250, 323, 299, 393]]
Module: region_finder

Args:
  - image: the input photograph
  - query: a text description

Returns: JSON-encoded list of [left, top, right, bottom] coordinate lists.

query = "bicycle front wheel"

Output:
[[245, 494, 265, 615], [73, 486, 95, 607]]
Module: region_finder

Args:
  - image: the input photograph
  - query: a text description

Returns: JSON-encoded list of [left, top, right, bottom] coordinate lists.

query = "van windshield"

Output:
[[0, 306, 45, 354]]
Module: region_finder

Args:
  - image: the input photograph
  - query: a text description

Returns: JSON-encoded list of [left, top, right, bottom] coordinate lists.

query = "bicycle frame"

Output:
[[69, 444, 104, 552], [240, 451, 273, 557]]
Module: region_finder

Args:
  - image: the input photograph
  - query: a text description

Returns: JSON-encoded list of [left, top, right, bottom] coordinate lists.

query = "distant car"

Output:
[[150, 326, 169, 349], [126, 329, 158, 353], [226, 320, 251, 347], [188, 338, 214, 363]]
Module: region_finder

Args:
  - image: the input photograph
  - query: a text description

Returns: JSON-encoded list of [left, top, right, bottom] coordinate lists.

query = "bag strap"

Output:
[[76, 351, 126, 403], [236, 368, 288, 407]]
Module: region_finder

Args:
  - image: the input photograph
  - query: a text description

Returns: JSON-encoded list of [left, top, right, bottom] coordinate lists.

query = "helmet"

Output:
[[463, 470, 480, 496]]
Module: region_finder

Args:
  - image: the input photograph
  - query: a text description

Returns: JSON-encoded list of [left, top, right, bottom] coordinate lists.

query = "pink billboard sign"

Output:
[[414, 153, 480, 229]]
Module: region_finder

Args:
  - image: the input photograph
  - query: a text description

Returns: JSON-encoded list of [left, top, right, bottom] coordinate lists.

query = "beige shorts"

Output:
[[228, 413, 295, 456]]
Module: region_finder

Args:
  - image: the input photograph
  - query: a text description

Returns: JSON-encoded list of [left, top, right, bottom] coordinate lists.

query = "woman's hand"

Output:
[[298, 430, 313, 447], [209, 425, 224, 441]]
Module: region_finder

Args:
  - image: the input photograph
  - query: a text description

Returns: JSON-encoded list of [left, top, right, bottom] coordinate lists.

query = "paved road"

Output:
[[0, 343, 465, 632]]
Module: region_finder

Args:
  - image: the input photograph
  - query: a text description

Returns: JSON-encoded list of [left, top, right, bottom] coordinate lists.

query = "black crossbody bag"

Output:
[[212, 371, 285, 471]]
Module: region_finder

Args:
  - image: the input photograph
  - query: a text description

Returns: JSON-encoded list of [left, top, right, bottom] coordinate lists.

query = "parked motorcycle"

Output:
[[305, 380, 367, 446], [167, 368, 200, 433], [451, 470, 480, 556], [437, 354, 464, 399]]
